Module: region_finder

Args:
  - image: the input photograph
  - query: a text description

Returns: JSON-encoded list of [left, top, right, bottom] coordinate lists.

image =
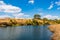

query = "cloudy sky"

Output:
[[0, 0, 60, 19]]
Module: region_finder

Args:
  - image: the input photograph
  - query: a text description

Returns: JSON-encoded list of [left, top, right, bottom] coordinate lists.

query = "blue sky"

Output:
[[0, 0, 60, 19]]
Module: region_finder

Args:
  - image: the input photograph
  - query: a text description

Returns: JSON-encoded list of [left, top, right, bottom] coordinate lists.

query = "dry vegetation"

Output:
[[0, 18, 59, 27], [49, 24, 60, 40]]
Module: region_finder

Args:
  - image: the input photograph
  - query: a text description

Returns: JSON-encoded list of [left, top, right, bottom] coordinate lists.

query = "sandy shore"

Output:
[[49, 24, 60, 40]]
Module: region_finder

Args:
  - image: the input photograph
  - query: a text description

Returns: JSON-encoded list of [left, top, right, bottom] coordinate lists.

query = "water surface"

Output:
[[0, 25, 52, 40]]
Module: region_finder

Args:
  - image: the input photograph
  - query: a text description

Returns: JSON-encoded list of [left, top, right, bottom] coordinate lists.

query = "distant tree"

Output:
[[34, 14, 41, 19], [43, 18, 49, 24], [54, 19, 60, 24], [43, 18, 48, 21]]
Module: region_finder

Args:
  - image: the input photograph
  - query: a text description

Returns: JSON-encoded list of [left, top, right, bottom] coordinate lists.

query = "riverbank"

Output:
[[49, 24, 60, 40], [0, 18, 58, 27], [0, 18, 59, 27]]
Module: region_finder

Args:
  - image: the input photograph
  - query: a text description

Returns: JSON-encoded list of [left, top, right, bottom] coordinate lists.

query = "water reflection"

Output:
[[33, 26, 40, 40], [0, 26, 52, 40], [0, 27, 22, 40], [32, 25, 52, 40]]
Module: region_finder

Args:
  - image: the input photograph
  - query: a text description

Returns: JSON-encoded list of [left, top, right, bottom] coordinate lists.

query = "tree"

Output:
[[43, 18, 49, 25], [43, 18, 48, 21], [34, 14, 41, 19], [54, 19, 60, 24]]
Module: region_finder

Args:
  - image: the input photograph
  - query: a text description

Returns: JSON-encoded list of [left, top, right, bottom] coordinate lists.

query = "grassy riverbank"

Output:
[[0, 18, 60, 27]]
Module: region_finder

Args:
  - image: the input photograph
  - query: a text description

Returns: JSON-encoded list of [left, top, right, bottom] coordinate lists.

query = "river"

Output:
[[0, 25, 52, 40]]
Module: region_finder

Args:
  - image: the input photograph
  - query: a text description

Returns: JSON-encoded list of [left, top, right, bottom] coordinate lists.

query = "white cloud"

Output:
[[0, 1, 30, 19], [0, 1, 21, 13], [0, 1, 5, 5], [28, 0, 34, 4], [43, 15, 60, 19], [13, 13, 30, 19], [0, 15, 11, 18], [48, 3, 54, 9], [48, 1, 60, 10], [55, 1, 60, 10], [55, 1, 60, 6]]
